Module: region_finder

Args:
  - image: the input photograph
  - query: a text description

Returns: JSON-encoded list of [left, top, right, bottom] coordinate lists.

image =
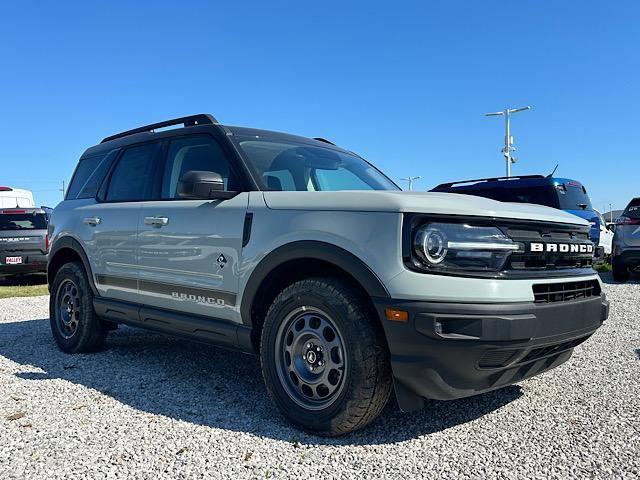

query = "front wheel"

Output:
[[49, 262, 107, 353], [260, 277, 392, 436]]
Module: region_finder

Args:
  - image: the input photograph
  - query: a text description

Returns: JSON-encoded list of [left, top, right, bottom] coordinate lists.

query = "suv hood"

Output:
[[263, 191, 589, 226]]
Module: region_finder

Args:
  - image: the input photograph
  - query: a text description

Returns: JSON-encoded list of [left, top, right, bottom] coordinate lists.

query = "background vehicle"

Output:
[[431, 175, 604, 257], [594, 209, 614, 256], [612, 197, 640, 281], [0, 207, 49, 277], [0, 186, 35, 208], [47, 115, 608, 435]]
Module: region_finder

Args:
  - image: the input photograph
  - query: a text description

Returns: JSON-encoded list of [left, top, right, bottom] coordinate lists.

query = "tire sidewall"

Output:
[[49, 262, 99, 353], [261, 281, 377, 431]]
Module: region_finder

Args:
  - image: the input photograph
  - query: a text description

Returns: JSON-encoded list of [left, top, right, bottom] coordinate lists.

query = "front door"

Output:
[[137, 134, 248, 323]]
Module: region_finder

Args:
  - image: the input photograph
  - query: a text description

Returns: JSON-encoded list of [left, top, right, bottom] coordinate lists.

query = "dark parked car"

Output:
[[612, 197, 640, 281], [0, 207, 49, 277], [431, 175, 606, 259]]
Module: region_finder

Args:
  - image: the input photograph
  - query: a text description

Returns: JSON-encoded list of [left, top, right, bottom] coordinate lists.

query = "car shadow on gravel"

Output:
[[0, 273, 47, 286], [0, 318, 522, 444], [598, 272, 640, 285]]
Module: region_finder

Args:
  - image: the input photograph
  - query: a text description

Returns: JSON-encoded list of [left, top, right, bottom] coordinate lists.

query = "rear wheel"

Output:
[[260, 277, 392, 436], [49, 262, 107, 353], [612, 259, 630, 282]]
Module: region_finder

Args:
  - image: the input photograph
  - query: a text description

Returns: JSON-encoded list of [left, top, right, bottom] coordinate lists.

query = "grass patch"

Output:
[[594, 262, 612, 273], [0, 275, 49, 299]]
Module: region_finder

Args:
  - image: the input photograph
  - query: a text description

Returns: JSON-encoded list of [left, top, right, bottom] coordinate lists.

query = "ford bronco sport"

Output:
[[1, 207, 49, 277], [48, 114, 609, 436]]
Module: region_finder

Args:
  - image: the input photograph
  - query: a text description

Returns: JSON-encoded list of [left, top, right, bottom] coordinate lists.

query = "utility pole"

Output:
[[400, 176, 421, 191], [60, 180, 65, 199], [485, 106, 531, 177]]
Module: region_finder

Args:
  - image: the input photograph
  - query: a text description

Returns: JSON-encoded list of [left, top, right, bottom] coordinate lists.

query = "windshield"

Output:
[[0, 213, 47, 231], [232, 134, 399, 191]]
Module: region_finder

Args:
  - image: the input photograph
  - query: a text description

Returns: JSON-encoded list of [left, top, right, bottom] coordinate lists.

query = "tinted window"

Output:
[[77, 151, 116, 199], [231, 135, 398, 191], [66, 154, 105, 200], [0, 213, 47, 231], [161, 136, 240, 199], [555, 183, 593, 210], [106, 143, 159, 202], [452, 185, 560, 208], [624, 199, 640, 219]]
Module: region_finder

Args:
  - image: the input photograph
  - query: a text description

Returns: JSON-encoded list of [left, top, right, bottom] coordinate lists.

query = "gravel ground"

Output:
[[0, 275, 638, 479]]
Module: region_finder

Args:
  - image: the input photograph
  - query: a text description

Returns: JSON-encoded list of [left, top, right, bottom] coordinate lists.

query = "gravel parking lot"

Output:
[[0, 275, 638, 479]]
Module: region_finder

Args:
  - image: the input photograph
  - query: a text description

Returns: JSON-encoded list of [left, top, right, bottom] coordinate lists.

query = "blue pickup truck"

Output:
[[431, 175, 603, 258]]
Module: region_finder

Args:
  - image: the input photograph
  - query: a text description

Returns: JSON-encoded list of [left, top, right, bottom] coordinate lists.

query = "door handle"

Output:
[[144, 216, 169, 227], [83, 217, 101, 226]]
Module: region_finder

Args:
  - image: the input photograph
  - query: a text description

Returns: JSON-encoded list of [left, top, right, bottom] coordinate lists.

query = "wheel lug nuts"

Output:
[[318, 360, 324, 366], [306, 343, 312, 349]]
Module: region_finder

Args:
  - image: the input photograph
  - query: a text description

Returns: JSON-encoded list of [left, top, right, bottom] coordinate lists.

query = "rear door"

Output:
[[81, 142, 162, 302], [136, 134, 248, 323]]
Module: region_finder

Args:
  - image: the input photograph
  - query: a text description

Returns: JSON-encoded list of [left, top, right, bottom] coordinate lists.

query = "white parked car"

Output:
[[594, 209, 614, 256], [0, 186, 35, 208]]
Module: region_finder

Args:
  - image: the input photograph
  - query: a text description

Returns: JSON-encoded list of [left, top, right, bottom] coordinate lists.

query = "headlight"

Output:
[[412, 222, 520, 272]]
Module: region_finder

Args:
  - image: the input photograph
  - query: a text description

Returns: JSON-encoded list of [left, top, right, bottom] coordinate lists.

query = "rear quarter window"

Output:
[[66, 154, 107, 200]]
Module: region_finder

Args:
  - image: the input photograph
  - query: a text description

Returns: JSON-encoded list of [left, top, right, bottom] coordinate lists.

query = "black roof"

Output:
[[83, 114, 347, 158]]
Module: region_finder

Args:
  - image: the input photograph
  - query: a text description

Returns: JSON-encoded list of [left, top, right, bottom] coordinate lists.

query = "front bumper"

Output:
[[376, 294, 609, 411]]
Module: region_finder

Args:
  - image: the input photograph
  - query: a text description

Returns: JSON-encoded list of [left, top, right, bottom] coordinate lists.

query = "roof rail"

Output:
[[433, 174, 546, 190], [101, 114, 218, 144], [313, 137, 336, 146]]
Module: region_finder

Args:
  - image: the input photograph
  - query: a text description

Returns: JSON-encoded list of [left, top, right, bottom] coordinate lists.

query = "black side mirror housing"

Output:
[[177, 170, 237, 200]]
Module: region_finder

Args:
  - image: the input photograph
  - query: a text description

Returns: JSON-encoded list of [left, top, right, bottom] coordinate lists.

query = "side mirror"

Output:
[[177, 170, 236, 200]]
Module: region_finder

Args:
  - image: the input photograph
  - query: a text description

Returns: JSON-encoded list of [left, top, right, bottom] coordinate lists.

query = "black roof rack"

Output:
[[101, 114, 218, 144], [433, 174, 546, 190], [313, 137, 336, 146]]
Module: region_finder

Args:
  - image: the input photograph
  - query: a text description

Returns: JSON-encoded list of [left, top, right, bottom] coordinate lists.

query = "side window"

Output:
[[161, 136, 239, 199], [65, 154, 105, 200], [106, 143, 159, 202], [77, 151, 117, 199]]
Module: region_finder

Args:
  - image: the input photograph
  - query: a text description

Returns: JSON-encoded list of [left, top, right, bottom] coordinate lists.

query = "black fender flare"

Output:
[[239, 240, 390, 326], [47, 236, 99, 296]]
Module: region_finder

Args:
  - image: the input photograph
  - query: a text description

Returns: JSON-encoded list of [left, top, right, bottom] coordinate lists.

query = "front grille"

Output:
[[520, 335, 589, 363], [505, 225, 593, 271], [533, 280, 601, 303], [478, 349, 519, 368], [478, 335, 590, 369]]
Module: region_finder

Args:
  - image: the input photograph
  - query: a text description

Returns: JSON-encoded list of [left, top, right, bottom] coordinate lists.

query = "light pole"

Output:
[[400, 176, 421, 191], [485, 106, 531, 177], [609, 203, 613, 223]]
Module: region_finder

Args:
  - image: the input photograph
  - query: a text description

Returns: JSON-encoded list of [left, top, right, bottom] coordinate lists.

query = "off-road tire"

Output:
[[260, 277, 392, 436], [49, 261, 107, 353], [612, 260, 630, 282]]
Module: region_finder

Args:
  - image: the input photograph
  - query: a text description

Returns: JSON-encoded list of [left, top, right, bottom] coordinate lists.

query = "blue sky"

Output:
[[0, 1, 637, 212]]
